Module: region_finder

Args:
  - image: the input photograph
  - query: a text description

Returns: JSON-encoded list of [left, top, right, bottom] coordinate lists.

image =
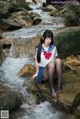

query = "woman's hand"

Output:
[[32, 72, 38, 79]]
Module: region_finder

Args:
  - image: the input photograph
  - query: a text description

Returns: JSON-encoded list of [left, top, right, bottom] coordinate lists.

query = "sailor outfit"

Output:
[[35, 44, 58, 83]]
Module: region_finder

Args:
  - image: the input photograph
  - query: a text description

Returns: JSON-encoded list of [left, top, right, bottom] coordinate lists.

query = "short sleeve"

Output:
[[54, 46, 58, 57], [34, 48, 38, 58]]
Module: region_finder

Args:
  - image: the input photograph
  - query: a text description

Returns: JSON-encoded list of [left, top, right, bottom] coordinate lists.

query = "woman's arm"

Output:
[[32, 58, 39, 79], [35, 58, 39, 74]]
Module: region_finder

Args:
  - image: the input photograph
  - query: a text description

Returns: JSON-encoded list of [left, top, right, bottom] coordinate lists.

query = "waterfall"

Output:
[[9, 42, 16, 58], [0, 43, 3, 65]]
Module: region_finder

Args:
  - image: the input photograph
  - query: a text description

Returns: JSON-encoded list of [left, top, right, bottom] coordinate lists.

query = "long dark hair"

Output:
[[36, 30, 54, 63]]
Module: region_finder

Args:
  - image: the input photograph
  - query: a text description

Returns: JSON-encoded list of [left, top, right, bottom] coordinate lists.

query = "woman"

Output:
[[32, 30, 62, 98]]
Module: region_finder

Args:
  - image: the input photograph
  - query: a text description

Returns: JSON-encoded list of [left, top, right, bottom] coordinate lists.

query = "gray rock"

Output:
[[54, 26, 80, 58], [0, 85, 22, 111], [0, 19, 22, 30]]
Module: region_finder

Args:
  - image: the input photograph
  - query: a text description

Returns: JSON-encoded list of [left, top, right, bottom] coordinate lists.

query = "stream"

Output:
[[0, 3, 76, 119]]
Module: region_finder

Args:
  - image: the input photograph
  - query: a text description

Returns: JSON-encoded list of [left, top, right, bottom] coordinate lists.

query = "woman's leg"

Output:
[[55, 58, 62, 92], [47, 62, 57, 97]]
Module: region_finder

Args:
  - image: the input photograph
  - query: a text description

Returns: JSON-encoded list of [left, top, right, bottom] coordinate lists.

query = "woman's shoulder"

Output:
[[50, 44, 56, 47], [48, 44, 56, 51]]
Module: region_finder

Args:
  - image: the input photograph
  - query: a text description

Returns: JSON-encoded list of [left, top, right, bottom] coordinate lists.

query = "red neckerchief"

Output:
[[44, 51, 52, 59]]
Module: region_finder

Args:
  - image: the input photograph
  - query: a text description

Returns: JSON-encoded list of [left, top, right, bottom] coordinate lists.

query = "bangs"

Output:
[[44, 35, 51, 39], [43, 30, 53, 39]]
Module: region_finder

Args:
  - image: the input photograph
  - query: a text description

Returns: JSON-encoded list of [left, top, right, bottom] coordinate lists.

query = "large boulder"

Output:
[[0, 19, 22, 30], [54, 26, 80, 58], [60, 5, 80, 27], [33, 17, 42, 25], [0, 1, 22, 19], [63, 56, 80, 71], [0, 37, 13, 63], [18, 64, 36, 77], [64, 10, 79, 27], [0, 37, 13, 45], [0, 85, 22, 111], [50, 9, 60, 16], [13, 0, 32, 10], [10, 11, 33, 27], [42, 5, 57, 12], [0, 1, 10, 18], [28, 11, 41, 19]]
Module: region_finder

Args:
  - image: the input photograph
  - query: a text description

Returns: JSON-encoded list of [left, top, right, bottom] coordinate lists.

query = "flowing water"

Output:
[[2, 4, 64, 39], [0, 57, 76, 119], [0, 57, 59, 119], [0, 3, 76, 119]]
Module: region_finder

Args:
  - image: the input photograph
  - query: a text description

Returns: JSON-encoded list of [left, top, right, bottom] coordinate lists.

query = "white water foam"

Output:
[[20, 101, 62, 119], [0, 56, 33, 89]]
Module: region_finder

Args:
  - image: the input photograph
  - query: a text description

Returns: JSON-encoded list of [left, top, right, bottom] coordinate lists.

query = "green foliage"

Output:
[[1, 0, 12, 2]]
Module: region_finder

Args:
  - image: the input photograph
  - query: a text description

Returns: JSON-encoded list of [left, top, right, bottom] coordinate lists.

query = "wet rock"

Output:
[[50, 9, 60, 16], [75, 105, 80, 118], [72, 92, 80, 108], [0, 37, 13, 45], [0, 1, 7, 7], [0, 37, 13, 63], [10, 11, 33, 27], [18, 64, 36, 77], [42, 5, 57, 12], [63, 56, 80, 71], [0, 85, 22, 111], [0, 43, 3, 65], [64, 10, 79, 27], [0, 19, 22, 30], [0, 8, 9, 19], [25, 0, 33, 3], [54, 26, 80, 58], [33, 17, 42, 25], [0, 1, 10, 18], [0, 1, 23, 19], [13, 0, 32, 10], [13, 36, 39, 57], [28, 11, 41, 19], [0, 37, 12, 50], [60, 5, 80, 27]]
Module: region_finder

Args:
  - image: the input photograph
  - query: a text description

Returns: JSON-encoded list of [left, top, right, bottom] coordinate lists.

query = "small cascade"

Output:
[[9, 42, 16, 58], [0, 43, 3, 65], [2, 3, 64, 40]]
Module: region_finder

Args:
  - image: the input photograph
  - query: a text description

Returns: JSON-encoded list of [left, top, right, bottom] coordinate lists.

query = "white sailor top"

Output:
[[35, 44, 58, 67]]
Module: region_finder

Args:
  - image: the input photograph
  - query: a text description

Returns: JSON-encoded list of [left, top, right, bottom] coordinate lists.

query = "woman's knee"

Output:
[[55, 58, 61, 65]]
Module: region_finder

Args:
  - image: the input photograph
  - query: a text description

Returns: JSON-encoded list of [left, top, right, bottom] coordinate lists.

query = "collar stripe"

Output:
[[41, 45, 55, 52]]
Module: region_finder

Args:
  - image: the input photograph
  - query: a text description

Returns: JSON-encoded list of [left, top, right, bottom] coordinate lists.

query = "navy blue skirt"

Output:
[[38, 66, 45, 83]]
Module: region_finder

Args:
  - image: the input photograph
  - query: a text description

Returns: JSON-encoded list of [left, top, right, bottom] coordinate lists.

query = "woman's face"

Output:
[[44, 37, 51, 46]]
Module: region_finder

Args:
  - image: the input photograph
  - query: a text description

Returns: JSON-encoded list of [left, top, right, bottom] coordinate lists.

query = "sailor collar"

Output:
[[41, 45, 55, 52]]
